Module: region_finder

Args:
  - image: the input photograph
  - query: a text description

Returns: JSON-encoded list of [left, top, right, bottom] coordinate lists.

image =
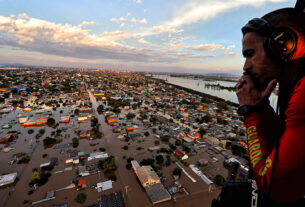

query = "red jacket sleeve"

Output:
[[245, 76, 305, 202]]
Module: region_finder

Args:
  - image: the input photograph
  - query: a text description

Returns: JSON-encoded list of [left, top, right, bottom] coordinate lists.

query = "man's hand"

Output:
[[236, 75, 278, 106]]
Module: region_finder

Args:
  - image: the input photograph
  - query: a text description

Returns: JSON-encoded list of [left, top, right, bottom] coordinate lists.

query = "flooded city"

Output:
[[0, 68, 251, 207]]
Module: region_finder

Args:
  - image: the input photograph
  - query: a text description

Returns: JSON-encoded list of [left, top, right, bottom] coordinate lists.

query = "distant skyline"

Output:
[[0, 0, 295, 74]]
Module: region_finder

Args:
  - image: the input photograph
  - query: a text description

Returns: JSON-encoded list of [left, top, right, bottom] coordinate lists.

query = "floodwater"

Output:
[[1, 91, 225, 207], [153, 75, 278, 109]]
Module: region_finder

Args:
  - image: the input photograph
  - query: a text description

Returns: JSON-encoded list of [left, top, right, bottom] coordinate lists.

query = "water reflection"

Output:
[[153, 75, 278, 109]]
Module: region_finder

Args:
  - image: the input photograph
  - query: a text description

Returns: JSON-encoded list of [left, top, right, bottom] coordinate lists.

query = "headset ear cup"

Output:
[[263, 28, 297, 62]]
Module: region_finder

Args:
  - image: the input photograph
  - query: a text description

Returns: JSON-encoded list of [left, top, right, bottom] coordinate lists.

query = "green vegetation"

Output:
[[181, 160, 190, 167], [99, 156, 117, 173], [175, 140, 182, 146], [18, 154, 30, 164], [140, 158, 155, 166], [126, 112, 136, 120], [214, 174, 226, 186], [47, 117, 55, 127], [166, 155, 171, 166], [126, 163, 132, 169], [43, 137, 57, 148], [29, 170, 51, 187], [173, 168, 182, 176], [42, 153, 48, 158], [28, 129, 34, 134], [161, 135, 170, 142], [217, 101, 229, 110], [144, 131, 150, 136], [109, 175, 117, 181], [75, 193, 87, 204], [38, 129, 45, 135], [154, 140, 160, 145], [99, 147, 106, 152], [156, 155, 164, 165], [122, 145, 128, 150], [71, 137, 78, 148], [97, 105, 104, 114], [198, 128, 206, 138]]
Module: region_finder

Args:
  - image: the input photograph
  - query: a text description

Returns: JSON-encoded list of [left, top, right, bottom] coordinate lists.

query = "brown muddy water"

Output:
[[0, 93, 224, 207]]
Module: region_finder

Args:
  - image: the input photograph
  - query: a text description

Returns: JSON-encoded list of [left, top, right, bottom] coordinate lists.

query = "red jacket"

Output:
[[245, 76, 305, 202]]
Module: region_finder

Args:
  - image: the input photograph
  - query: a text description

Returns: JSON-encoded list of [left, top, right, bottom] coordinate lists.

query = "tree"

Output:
[[198, 128, 206, 138], [126, 113, 136, 120], [109, 175, 117, 181], [161, 135, 170, 142], [47, 118, 55, 127], [217, 101, 228, 110], [173, 168, 182, 176], [74, 109, 79, 115], [140, 158, 155, 166], [126, 163, 132, 169], [175, 140, 182, 146], [97, 105, 104, 114], [72, 138, 79, 148], [144, 131, 150, 136], [101, 156, 117, 172], [28, 129, 34, 134], [214, 174, 226, 186], [43, 137, 57, 147], [75, 193, 87, 204], [32, 171, 41, 181], [202, 115, 212, 123], [122, 145, 128, 150], [39, 129, 45, 135], [156, 155, 164, 165], [154, 140, 160, 145]]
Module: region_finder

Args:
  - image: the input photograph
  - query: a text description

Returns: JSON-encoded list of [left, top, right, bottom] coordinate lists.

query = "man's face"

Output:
[[242, 32, 279, 90]]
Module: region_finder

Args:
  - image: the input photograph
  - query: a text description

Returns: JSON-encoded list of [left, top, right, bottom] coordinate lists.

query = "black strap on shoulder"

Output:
[[269, 59, 305, 198]]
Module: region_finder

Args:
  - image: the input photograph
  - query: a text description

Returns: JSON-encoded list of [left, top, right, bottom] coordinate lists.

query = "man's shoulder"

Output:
[[286, 76, 305, 119], [294, 76, 305, 91]]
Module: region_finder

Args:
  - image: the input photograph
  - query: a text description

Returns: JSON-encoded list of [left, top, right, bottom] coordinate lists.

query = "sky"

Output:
[[0, 0, 295, 74]]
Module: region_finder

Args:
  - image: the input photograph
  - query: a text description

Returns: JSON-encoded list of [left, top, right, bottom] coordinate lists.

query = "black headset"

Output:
[[241, 17, 298, 62]]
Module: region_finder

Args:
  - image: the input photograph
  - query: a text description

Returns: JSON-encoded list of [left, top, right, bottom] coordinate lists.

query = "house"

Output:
[[131, 160, 140, 172], [77, 179, 87, 191], [0, 172, 17, 186], [136, 166, 160, 187], [197, 159, 209, 166], [125, 126, 134, 132], [107, 118, 118, 125], [173, 148, 188, 160]]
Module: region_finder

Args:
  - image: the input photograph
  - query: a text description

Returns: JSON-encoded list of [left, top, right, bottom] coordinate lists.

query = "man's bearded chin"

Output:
[[244, 70, 269, 91]]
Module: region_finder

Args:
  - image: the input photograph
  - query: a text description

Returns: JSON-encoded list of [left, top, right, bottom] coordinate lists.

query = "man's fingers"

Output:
[[262, 79, 278, 98], [242, 75, 255, 88]]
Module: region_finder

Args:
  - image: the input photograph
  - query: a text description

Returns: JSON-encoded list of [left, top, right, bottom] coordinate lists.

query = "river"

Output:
[[152, 75, 278, 109]]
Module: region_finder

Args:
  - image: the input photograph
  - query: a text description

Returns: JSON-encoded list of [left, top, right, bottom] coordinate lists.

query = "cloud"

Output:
[[134, 0, 142, 3], [79, 21, 96, 27], [223, 52, 239, 56], [177, 44, 235, 52], [137, 38, 149, 45], [130, 17, 147, 24], [150, 25, 183, 35], [119, 23, 125, 28], [0, 14, 176, 63], [166, 0, 289, 28], [111, 16, 147, 25], [110, 16, 126, 24]]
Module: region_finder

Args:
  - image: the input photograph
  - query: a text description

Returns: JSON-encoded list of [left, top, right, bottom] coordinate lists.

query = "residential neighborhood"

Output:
[[0, 67, 249, 207]]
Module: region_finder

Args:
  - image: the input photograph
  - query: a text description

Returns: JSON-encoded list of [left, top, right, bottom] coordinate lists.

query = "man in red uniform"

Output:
[[236, 4, 305, 206]]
